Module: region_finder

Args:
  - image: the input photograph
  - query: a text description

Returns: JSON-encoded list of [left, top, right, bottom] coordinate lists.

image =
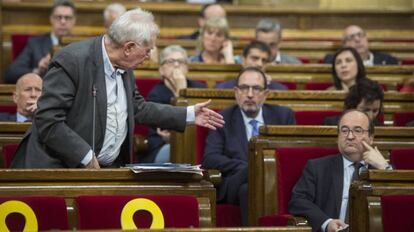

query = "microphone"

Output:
[[92, 85, 97, 156]]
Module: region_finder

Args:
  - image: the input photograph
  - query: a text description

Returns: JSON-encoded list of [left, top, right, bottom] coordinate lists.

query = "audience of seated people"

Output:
[[289, 109, 393, 232], [5, 0, 76, 83], [189, 16, 235, 64], [178, 3, 227, 40], [103, 3, 126, 29], [202, 67, 295, 225], [254, 19, 302, 64], [142, 45, 207, 163], [217, 40, 287, 90], [323, 25, 399, 66], [0, 73, 42, 122], [327, 47, 366, 91], [324, 78, 384, 125]]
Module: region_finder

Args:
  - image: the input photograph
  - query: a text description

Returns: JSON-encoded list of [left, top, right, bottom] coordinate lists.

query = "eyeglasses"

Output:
[[236, 85, 265, 94], [52, 15, 74, 22], [161, 59, 187, 66], [339, 126, 369, 137], [344, 31, 366, 41]]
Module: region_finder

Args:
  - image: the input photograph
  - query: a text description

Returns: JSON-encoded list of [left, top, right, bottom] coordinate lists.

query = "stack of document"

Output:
[[126, 163, 204, 176]]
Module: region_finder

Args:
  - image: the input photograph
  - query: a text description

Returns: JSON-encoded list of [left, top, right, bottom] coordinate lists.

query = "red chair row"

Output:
[[0, 195, 199, 231]]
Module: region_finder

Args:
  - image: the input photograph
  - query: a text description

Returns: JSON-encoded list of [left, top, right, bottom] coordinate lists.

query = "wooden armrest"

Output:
[[205, 169, 222, 186], [287, 215, 309, 226], [134, 135, 148, 157]]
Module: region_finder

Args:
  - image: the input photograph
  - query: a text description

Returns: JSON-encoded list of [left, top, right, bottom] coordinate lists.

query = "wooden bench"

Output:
[[0, 169, 216, 229], [349, 170, 414, 232], [170, 89, 414, 164], [133, 64, 414, 90], [248, 126, 414, 226], [58, 36, 414, 64]]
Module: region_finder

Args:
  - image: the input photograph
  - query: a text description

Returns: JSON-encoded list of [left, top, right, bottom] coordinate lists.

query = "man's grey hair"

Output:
[[107, 8, 159, 46], [159, 45, 188, 65], [103, 3, 126, 21], [255, 18, 282, 40]]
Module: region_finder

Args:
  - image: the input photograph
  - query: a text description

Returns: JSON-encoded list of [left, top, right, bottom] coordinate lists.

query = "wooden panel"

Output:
[[0, 169, 216, 228]]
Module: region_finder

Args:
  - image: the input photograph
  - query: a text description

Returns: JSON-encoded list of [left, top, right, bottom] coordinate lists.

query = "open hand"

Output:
[[194, 99, 225, 130]]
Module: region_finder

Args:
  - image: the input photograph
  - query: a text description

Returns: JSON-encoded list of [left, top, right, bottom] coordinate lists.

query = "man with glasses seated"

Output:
[[141, 45, 207, 163], [289, 109, 392, 232], [203, 67, 295, 225], [323, 25, 398, 66], [5, 0, 76, 83]]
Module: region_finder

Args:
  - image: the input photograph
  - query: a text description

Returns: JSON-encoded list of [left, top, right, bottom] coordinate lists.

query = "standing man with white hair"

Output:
[[11, 8, 224, 169], [103, 3, 126, 29]]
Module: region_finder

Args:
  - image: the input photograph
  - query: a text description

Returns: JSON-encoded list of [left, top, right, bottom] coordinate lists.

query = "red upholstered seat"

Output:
[[381, 195, 414, 232], [305, 82, 333, 90], [259, 147, 338, 226], [216, 204, 241, 227], [393, 112, 414, 126], [135, 78, 161, 99], [278, 81, 297, 90], [390, 148, 414, 170], [0, 196, 68, 231], [3, 144, 18, 168], [295, 110, 342, 125], [11, 34, 34, 60], [76, 195, 199, 230], [0, 104, 17, 113]]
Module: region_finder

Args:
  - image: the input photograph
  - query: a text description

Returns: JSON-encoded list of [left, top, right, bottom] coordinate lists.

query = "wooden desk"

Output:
[[0, 169, 216, 228], [248, 128, 414, 227], [349, 170, 414, 232]]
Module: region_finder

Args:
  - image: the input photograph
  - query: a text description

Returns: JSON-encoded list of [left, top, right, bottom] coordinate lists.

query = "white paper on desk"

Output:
[[126, 163, 204, 175]]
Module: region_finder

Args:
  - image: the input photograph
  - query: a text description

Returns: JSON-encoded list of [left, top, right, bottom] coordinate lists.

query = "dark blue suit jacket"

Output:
[[0, 112, 17, 122], [289, 154, 344, 231], [323, 51, 399, 65], [202, 104, 295, 204], [5, 33, 52, 83], [141, 79, 207, 163], [215, 78, 288, 90]]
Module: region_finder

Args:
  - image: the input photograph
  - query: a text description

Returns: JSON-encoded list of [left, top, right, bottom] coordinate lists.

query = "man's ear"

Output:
[[12, 92, 18, 104], [124, 42, 135, 55]]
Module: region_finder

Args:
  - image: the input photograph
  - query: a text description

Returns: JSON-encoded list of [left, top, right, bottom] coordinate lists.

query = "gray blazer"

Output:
[[5, 33, 52, 83], [11, 36, 187, 168]]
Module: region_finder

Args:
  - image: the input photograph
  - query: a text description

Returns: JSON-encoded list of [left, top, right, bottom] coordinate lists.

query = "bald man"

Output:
[[0, 73, 42, 122], [178, 3, 226, 40], [323, 25, 398, 66]]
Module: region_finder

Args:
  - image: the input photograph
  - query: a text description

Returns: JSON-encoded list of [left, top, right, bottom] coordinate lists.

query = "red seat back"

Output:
[[276, 147, 338, 214], [295, 110, 342, 125], [135, 78, 161, 99], [76, 195, 199, 230], [3, 144, 19, 168], [278, 81, 297, 90], [393, 112, 414, 126], [381, 195, 414, 232], [11, 34, 34, 60], [305, 82, 333, 90], [195, 109, 220, 164], [0, 104, 17, 113], [390, 148, 414, 170], [0, 196, 68, 231], [216, 204, 241, 227]]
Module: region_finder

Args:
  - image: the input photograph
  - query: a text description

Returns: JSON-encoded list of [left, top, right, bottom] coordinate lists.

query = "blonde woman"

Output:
[[189, 16, 234, 64]]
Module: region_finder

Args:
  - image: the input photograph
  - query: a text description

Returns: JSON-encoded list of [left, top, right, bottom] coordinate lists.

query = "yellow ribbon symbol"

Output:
[[0, 200, 38, 232], [120, 198, 165, 230]]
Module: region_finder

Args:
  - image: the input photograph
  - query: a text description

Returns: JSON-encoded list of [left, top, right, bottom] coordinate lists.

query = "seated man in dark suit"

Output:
[[323, 25, 399, 66], [177, 3, 226, 40], [0, 73, 42, 122], [289, 109, 392, 232], [5, 0, 76, 83], [203, 67, 295, 225], [142, 45, 207, 163], [216, 40, 287, 90], [324, 78, 384, 125]]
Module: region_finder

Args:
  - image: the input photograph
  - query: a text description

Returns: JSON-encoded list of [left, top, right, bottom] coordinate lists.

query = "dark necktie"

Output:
[[346, 162, 362, 223], [249, 119, 259, 138]]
